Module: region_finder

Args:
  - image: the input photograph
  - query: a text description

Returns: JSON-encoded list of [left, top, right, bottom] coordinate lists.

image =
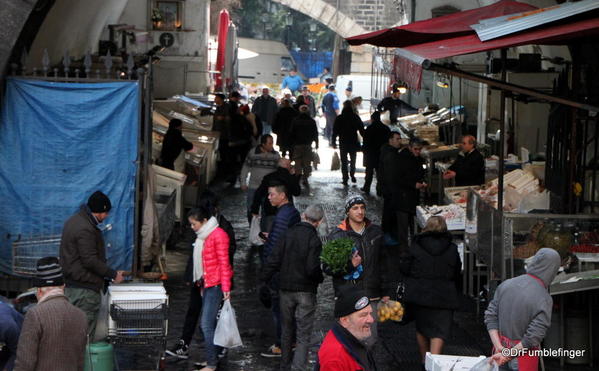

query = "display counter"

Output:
[[465, 189, 599, 280]]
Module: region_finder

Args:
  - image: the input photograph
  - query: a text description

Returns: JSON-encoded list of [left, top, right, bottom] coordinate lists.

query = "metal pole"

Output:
[[427, 63, 599, 113], [498, 49, 507, 281]]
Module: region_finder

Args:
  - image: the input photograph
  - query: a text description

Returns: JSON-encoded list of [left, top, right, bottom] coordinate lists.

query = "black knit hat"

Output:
[[334, 287, 370, 318], [87, 191, 111, 213], [345, 194, 366, 213], [34, 257, 64, 287]]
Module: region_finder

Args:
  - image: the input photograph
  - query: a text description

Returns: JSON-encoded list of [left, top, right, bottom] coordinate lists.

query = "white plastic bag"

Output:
[[249, 215, 262, 246], [470, 357, 499, 371], [214, 300, 243, 348]]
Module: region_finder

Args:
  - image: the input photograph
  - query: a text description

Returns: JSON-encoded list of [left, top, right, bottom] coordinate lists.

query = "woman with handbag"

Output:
[[188, 207, 233, 371], [400, 216, 461, 366]]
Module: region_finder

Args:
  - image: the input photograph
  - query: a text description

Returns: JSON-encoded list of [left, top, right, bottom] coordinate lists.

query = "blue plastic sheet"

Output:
[[0, 78, 139, 275], [290, 51, 333, 79]]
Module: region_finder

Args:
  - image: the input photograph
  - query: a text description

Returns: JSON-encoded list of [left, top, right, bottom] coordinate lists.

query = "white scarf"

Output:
[[193, 216, 219, 282]]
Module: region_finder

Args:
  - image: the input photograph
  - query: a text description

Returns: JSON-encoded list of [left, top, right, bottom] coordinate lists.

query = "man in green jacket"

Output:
[[59, 191, 125, 338]]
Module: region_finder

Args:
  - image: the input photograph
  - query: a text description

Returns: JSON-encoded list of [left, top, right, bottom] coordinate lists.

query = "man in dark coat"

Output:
[[332, 101, 366, 185], [376, 84, 417, 124], [262, 205, 324, 370], [260, 184, 301, 358], [252, 87, 279, 134], [391, 138, 427, 249], [250, 158, 301, 234], [361, 111, 391, 195], [159, 119, 194, 170], [294, 86, 317, 118], [59, 191, 125, 338], [379, 131, 404, 238], [272, 99, 299, 157], [289, 105, 319, 187], [443, 135, 486, 186]]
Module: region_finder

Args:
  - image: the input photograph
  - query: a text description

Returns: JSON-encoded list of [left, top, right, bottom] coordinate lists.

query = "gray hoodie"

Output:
[[484, 248, 561, 349]]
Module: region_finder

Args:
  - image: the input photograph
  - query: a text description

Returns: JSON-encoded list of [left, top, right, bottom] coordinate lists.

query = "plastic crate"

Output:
[[109, 300, 168, 341]]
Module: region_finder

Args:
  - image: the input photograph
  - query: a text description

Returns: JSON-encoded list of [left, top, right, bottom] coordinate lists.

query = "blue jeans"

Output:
[[200, 285, 223, 368]]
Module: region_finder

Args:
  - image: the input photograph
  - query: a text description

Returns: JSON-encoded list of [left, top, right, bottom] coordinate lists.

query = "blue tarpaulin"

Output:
[[0, 78, 139, 275], [290, 51, 333, 79]]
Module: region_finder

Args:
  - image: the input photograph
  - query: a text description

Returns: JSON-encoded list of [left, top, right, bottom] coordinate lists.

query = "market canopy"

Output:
[[347, 0, 599, 91], [346, 0, 536, 48]]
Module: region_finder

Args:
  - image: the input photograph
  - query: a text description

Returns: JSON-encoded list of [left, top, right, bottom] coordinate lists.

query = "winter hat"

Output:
[[34, 257, 64, 287], [334, 287, 370, 318], [87, 191, 112, 213], [345, 194, 366, 213]]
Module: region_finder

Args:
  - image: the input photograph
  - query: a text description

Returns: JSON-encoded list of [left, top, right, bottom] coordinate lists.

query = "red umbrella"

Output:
[[215, 9, 230, 92]]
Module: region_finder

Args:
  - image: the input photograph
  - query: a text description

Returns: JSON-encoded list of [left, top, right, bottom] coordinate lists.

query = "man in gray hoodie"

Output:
[[484, 248, 561, 371]]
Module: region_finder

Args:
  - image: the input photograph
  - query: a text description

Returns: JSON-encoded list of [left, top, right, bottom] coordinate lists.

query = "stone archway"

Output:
[[272, 0, 367, 38]]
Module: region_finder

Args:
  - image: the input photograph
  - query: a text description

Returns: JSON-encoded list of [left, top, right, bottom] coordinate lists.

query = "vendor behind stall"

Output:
[[376, 83, 417, 124], [159, 119, 194, 171], [442, 135, 485, 186]]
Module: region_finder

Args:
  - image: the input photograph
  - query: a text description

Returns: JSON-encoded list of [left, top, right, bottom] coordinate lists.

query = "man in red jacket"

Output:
[[316, 287, 377, 370]]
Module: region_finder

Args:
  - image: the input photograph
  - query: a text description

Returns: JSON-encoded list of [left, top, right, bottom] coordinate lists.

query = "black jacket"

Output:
[[272, 107, 299, 148], [59, 206, 117, 292], [261, 222, 323, 293], [250, 167, 301, 217], [376, 97, 417, 123], [184, 214, 236, 283], [325, 219, 385, 298], [332, 108, 365, 152], [399, 231, 461, 309], [289, 113, 318, 147], [390, 148, 425, 213], [449, 149, 485, 186], [362, 120, 390, 168], [294, 95, 317, 118], [378, 144, 399, 196], [160, 128, 193, 170]]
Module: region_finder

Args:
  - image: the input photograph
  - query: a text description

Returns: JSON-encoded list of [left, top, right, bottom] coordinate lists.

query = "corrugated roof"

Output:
[[471, 0, 599, 41]]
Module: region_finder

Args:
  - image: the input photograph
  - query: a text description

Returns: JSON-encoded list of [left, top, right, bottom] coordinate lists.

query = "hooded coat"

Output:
[[484, 248, 561, 349], [400, 231, 461, 309]]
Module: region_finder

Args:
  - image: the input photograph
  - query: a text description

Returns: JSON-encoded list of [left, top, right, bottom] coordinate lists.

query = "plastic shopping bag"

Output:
[[470, 357, 499, 371], [249, 215, 262, 246], [331, 151, 341, 171], [214, 300, 243, 348]]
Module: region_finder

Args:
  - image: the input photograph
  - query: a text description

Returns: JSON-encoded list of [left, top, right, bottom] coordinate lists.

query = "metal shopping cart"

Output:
[[107, 283, 169, 370]]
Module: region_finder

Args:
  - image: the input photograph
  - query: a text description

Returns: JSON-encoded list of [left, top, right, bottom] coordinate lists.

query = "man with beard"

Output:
[[316, 287, 377, 371]]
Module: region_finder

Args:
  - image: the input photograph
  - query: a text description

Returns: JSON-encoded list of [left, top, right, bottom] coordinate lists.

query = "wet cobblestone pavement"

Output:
[[124, 142, 593, 371]]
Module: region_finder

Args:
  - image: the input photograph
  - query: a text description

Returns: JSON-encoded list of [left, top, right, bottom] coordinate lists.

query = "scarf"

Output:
[[37, 288, 65, 304], [193, 216, 219, 282]]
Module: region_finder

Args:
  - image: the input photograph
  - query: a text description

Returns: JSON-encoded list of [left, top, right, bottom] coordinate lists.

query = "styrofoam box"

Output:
[[425, 352, 486, 371], [107, 283, 168, 334]]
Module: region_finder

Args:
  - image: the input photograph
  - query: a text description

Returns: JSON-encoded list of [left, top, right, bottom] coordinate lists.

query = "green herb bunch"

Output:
[[321, 237, 354, 274]]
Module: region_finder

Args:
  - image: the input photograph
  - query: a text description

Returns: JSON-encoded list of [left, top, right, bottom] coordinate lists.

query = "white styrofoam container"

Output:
[[425, 353, 487, 371], [107, 283, 168, 336]]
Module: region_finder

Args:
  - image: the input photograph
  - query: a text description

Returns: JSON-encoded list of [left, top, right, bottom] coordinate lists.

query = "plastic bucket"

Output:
[[84, 341, 114, 371]]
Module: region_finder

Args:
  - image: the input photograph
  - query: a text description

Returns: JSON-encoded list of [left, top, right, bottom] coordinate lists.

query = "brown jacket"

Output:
[[14, 295, 87, 371], [59, 206, 116, 292]]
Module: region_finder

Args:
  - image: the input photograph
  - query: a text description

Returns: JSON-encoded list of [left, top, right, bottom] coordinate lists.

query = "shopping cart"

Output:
[[108, 284, 169, 370], [12, 235, 61, 276]]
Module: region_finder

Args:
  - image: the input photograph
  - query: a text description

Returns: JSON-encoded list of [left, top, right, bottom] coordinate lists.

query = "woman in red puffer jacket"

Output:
[[188, 207, 233, 371]]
